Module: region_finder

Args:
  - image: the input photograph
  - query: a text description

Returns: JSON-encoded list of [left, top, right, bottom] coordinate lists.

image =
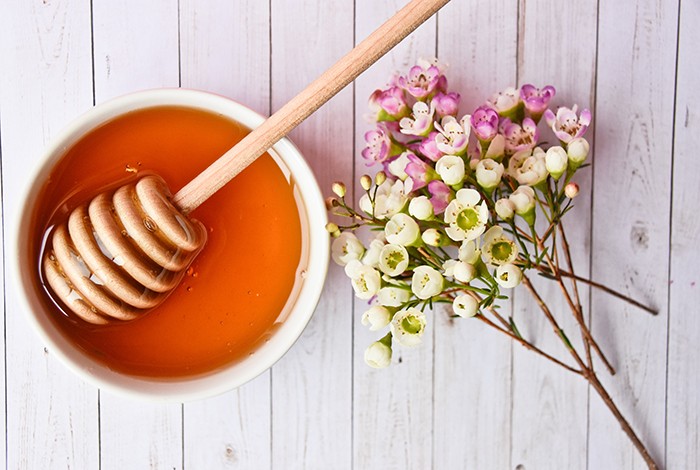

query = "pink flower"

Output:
[[432, 92, 460, 118], [486, 86, 520, 117], [502, 117, 539, 154], [399, 101, 435, 137], [435, 116, 470, 155], [361, 124, 392, 165], [469, 106, 499, 142], [520, 84, 556, 121], [544, 105, 592, 143], [428, 180, 453, 214], [405, 154, 438, 190], [369, 86, 409, 120], [398, 62, 445, 99], [417, 132, 444, 162]]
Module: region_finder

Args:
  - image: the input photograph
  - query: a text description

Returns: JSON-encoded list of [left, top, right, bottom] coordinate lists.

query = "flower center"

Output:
[[401, 315, 423, 334], [492, 240, 513, 261], [385, 251, 404, 270], [456, 207, 480, 231]]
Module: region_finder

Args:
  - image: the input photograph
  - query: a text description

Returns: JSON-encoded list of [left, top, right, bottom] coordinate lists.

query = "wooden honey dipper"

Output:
[[41, 0, 450, 324]]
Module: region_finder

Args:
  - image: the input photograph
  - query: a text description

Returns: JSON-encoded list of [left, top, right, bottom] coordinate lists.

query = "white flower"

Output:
[[443, 188, 489, 242], [422, 228, 444, 247], [545, 146, 568, 180], [508, 147, 548, 186], [364, 337, 392, 368], [408, 195, 434, 220], [378, 244, 409, 276], [495, 263, 522, 288], [487, 86, 520, 114], [458, 239, 481, 264], [481, 226, 518, 266], [358, 179, 410, 220], [475, 159, 505, 191], [567, 137, 590, 169], [434, 116, 470, 155], [509, 185, 536, 215], [344, 260, 381, 300], [362, 236, 385, 268], [495, 198, 515, 220], [453, 294, 479, 318], [390, 308, 427, 347], [453, 261, 476, 283], [361, 305, 392, 331], [435, 155, 466, 185], [331, 232, 365, 266], [388, 151, 413, 181], [411, 265, 444, 299], [377, 286, 411, 307], [442, 259, 458, 276], [385, 213, 420, 246]]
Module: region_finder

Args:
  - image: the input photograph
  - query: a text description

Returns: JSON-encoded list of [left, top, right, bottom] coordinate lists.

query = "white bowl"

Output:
[[13, 89, 329, 402]]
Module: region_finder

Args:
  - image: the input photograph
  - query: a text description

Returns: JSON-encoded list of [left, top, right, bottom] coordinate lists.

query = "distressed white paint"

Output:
[[0, 0, 695, 469]]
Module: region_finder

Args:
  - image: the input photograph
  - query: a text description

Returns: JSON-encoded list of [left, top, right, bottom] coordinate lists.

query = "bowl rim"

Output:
[[13, 88, 329, 402]]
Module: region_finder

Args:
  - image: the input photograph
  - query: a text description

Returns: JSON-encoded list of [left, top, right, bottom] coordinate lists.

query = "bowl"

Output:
[[13, 89, 329, 401]]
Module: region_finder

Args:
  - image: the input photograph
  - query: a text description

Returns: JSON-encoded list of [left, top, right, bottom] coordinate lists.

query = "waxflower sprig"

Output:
[[325, 58, 659, 470]]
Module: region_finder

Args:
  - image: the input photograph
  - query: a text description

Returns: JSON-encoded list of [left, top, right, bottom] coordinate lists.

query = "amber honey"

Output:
[[28, 106, 302, 378]]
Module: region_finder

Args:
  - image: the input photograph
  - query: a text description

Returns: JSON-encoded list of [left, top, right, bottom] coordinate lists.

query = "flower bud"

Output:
[[325, 222, 340, 237], [325, 197, 340, 211], [409, 195, 434, 220], [453, 293, 479, 318], [484, 134, 505, 162], [361, 305, 392, 331], [422, 228, 445, 247], [495, 198, 515, 220], [375, 171, 387, 186], [332, 181, 347, 198], [565, 182, 580, 199], [364, 334, 393, 368], [545, 146, 568, 180], [509, 185, 536, 226], [453, 261, 477, 283], [360, 174, 373, 191], [567, 137, 590, 171]]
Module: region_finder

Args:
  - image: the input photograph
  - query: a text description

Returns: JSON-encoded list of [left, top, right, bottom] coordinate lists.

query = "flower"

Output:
[[400, 101, 435, 136], [362, 237, 385, 268], [411, 266, 444, 299], [502, 117, 539, 154], [387, 152, 412, 180], [369, 86, 409, 120], [405, 153, 438, 190], [398, 61, 444, 99], [361, 125, 392, 164], [422, 228, 445, 247], [495, 263, 522, 288], [458, 239, 481, 264], [408, 195, 434, 220], [385, 213, 420, 246], [377, 286, 410, 307], [453, 261, 476, 283], [520, 84, 556, 121], [509, 185, 536, 225], [362, 305, 392, 331], [508, 147, 548, 186], [495, 198, 515, 220], [470, 106, 499, 142], [417, 132, 444, 162], [364, 333, 393, 368], [359, 179, 410, 219], [545, 146, 568, 180], [567, 137, 590, 170], [444, 188, 489, 241], [432, 91, 460, 118], [481, 226, 519, 266], [378, 244, 410, 276], [453, 294, 479, 318], [487, 86, 520, 118], [428, 180, 453, 214], [475, 159, 505, 192], [390, 308, 427, 347], [544, 105, 591, 143], [436, 155, 466, 185], [435, 116, 470, 155], [344, 260, 381, 299], [331, 232, 365, 266], [484, 134, 506, 161]]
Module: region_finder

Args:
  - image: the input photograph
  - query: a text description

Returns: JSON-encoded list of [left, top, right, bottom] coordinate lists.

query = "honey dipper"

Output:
[[41, 0, 451, 324]]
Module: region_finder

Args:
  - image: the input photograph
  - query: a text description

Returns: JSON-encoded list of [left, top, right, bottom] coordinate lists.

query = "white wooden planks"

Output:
[[666, 1, 700, 468], [590, 0, 679, 468], [0, 0, 99, 469]]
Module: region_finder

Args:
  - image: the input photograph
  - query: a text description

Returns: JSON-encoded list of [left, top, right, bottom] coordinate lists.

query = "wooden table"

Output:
[[1, 1, 696, 468]]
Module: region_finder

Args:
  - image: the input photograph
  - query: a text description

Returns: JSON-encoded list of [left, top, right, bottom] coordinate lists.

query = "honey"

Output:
[[28, 106, 303, 378]]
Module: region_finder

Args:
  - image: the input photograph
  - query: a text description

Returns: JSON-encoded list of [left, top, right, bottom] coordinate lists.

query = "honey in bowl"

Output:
[[28, 105, 303, 378]]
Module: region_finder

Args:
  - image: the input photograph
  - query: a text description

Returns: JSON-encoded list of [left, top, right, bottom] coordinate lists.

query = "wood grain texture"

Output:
[[179, 1, 273, 468], [90, 1, 184, 468], [0, 0, 99, 469], [666, 1, 699, 468], [589, 0, 678, 468], [269, 1, 354, 468], [433, 1, 517, 468]]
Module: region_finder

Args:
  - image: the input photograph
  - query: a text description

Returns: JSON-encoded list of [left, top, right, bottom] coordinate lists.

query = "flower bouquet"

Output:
[[326, 59, 658, 469]]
